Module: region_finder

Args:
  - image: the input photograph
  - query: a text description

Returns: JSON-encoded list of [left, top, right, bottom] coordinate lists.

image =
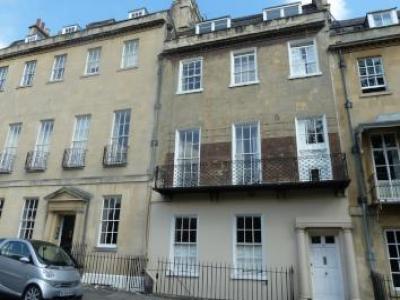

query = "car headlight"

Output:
[[42, 269, 55, 279]]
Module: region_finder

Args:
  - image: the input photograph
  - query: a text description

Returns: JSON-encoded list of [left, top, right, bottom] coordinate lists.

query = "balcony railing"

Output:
[[62, 148, 87, 169], [369, 174, 400, 204], [25, 150, 49, 172], [0, 150, 16, 174], [155, 153, 349, 194], [103, 144, 128, 167]]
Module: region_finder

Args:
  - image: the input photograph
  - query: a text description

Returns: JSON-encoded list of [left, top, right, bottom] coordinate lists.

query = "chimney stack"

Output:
[[28, 18, 50, 37], [170, 0, 202, 32]]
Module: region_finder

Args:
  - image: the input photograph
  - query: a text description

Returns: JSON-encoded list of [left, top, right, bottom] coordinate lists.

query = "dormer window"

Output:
[[368, 9, 399, 28], [128, 8, 148, 19], [195, 18, 231, 35], [61, 25, 80, 35], [25, 34, 39, 43], [263, 2, 302, 21]]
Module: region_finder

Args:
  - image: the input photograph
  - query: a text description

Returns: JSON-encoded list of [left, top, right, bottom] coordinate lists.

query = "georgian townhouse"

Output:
[[330, 8, 400, 300], [147, 1, 361, 299], [0, 10, 168, 257]]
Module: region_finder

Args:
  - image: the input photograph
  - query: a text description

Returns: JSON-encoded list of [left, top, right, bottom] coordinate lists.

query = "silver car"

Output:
[[0, 239, 82, 300]]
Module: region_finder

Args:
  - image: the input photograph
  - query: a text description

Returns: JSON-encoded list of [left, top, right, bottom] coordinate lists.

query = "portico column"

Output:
[[296, 228, 312, 300], [43, 212, 57, 241], [344, 228, 361, 300]]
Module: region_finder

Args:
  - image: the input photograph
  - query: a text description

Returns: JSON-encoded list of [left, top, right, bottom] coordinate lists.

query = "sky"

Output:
[[0, 0, 400, 49]]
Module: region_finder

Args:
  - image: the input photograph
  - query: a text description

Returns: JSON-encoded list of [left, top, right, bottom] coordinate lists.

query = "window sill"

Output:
[[117, 66, 138, 72], [81, 73, 100, 79], [47, 80, 64, 85], [229, 81, 260, 88], [288, 72, 322, 80], [95, 246, 118, 252], [16, 85, 33, 89], [176, 88, 203, 95], [359, 90, 392, 98]]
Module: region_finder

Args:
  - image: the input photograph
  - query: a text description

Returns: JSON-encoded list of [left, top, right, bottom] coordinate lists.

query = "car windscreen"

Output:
[[31, 241, 74, 267]]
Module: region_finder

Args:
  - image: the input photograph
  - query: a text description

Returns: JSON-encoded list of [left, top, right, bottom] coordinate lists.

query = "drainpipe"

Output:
[[337, 49, 376, 270], [144, 53, 165, 257]]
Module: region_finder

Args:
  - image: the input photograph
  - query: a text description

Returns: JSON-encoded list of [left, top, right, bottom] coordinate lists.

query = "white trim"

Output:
[[357, 56, 387, 92], [231, 121, 262, 185], [232, 214, 266, 281], [84, 47, 101, 75], [96, 195, 122, 248], [120, 39, 139, 70], [173, 128, 201, 187], [368, 9, 399, 28], [50, 54, 67, 82], [263, 3, 302, 21], [195, 18, 232, 35], [384, 229, 400, 291], [230, 47, 259, 87], [177, 57, 203, 94], [287, 38, 321, 78], [168, 214, 199, 277]]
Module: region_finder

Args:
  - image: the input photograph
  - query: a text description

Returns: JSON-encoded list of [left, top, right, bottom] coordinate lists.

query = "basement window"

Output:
[[195, 18, 231, 35], [263, 2, 302, 21], [368, 9, 399, 28]]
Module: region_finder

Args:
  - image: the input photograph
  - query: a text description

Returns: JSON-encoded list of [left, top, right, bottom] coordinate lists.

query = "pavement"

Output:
[[0, 286, 169, 300]]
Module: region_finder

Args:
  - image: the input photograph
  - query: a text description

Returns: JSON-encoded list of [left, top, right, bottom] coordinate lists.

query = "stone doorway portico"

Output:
[[43, 187, 91, 250]]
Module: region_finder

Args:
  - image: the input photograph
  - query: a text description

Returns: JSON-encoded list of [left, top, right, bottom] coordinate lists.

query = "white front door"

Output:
[[310, 235, 345, 300]]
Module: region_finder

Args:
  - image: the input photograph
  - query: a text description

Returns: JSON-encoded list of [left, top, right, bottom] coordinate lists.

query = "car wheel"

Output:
[[23, 285, 43, 300]]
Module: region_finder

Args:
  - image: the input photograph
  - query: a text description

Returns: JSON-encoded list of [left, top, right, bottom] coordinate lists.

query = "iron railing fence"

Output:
[[0, 150, 16, 173], [152, 259, 294, 300], [25, 150, 49, 172], [62, 148, 87, 169], [368, 174, 400, 204], [155, 153, 348, 190], [69, 244, 147, 293], [371, 271, 400, 300], [103, 144, 128, 167]]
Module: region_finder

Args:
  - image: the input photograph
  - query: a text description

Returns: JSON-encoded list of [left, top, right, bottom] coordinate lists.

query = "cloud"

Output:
[[290, 0, 350, 20]]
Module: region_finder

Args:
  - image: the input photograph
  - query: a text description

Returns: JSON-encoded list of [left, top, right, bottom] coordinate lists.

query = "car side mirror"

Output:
[[19, 256, 31, 264]]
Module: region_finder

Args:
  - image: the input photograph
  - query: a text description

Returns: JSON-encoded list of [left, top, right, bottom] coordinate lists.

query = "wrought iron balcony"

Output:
[[25, 150, 49, 172], [62, 148, 87, 169], [155, 153, 350, 194], [0, 150, 16, 174], [103, 144, 128, 167], [368, 174, 400, 204]]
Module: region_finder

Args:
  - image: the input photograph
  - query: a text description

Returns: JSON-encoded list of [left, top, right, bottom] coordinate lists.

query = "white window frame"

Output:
[[0, 66, 9, 91], [370, 133, 400, 202], [173, 128, 201, 187], [384, 229, 400, 291], [368, 9, 399, 28], [68, 115, 91, 166], [288, 39, 321, 79], [232, 214, 266, 280], [0, 198, 4, 219], [0, 123, 22, 172], [263, 3, 302, 21], [195, 18, 232, 34], [128, 8, 147, 19], [20, 61, 37, 87], [111, 109, 131, 147], [169, 215, 199, 277], [232, 121, 262, 185], [18, 198, 39, 240], [121, 39, 139, 69], [61, 25, 79, 34], [97, 195, 122, 248], [50, 54, 67, 82], [357, 56, 387, 92], [85, 47, 101, 75], [230, 48, 259, 87], [177, 57, 203, 94]]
